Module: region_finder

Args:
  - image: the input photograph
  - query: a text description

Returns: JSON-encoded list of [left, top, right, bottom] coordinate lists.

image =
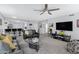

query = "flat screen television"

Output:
[[56, 21, 73, 31]]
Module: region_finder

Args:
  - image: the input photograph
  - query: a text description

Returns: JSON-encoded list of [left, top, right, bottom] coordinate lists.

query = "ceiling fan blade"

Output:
[[40, 12, 44, 15], [40, 11, 46, 15], [48, 11, 52, 15], [48, 8, 60, 11]]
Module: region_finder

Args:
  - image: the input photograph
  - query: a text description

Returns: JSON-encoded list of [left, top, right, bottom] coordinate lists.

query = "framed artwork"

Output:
[[77, 20, 79, 27]]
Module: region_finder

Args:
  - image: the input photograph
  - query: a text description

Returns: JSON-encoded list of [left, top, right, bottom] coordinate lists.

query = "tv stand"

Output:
[[52, 33, 71, 42]]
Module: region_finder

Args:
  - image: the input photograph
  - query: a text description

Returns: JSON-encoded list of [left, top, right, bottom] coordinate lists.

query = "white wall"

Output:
[[39, 23, 46, 34], [4, 18, 24, 29], [52, 15, 73, 35], [41, 13, 79, 40], [71, 13, 79, 40], [0, 13, 5, 34], [52, 13, 79, 40], [24, 21, 39, 32], [4, 18, 39, 32]]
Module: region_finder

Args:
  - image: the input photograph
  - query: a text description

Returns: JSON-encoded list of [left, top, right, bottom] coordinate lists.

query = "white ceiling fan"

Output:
[[34, 4, 60, 15]]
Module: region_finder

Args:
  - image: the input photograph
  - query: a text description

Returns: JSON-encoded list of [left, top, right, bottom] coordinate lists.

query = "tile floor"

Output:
[[38, 34, 69, 54]]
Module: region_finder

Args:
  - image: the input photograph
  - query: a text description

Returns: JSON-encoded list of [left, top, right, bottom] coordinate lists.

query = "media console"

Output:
[[52, 33, 71, 42]]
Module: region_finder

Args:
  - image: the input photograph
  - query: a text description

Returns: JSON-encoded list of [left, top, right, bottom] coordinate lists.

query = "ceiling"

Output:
[[0, 4, 79, 21]]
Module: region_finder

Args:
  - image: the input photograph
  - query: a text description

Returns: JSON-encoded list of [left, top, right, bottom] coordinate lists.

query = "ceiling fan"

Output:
[[34, 4, 60, 15]]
